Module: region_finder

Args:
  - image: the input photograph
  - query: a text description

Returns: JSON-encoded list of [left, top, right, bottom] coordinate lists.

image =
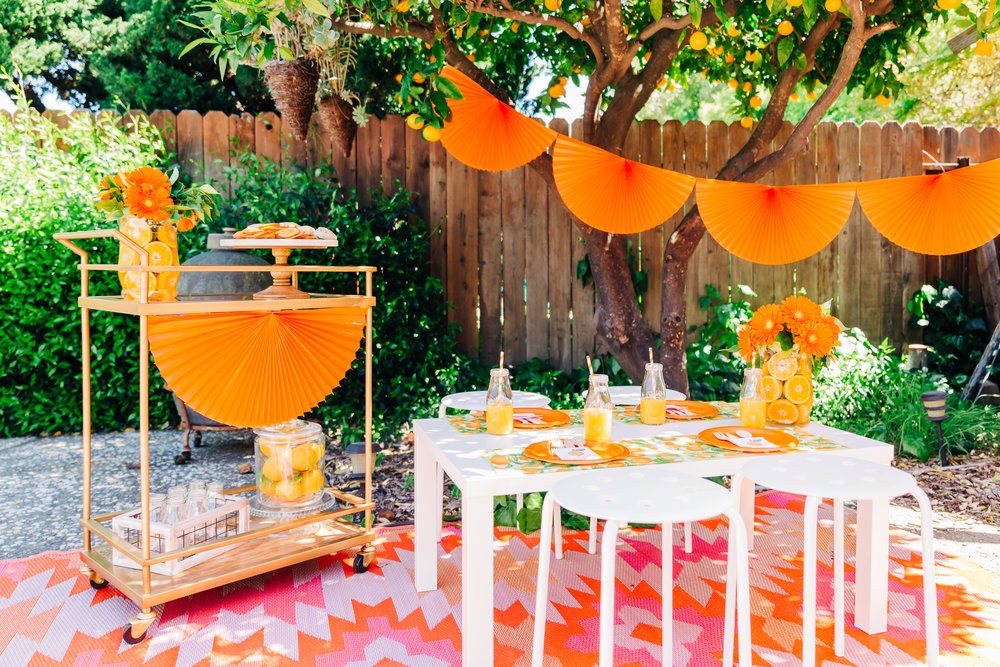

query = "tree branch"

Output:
[[462, 1, 605, 64], [328, 16, 435, 43]]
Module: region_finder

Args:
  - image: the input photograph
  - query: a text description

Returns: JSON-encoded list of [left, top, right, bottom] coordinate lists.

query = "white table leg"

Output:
[[462, 493, 495, 666], [414, 433, 442, 592], [733, 473, 756, 551], [855, 497, 890, 634], [436, 464, 445, 541]]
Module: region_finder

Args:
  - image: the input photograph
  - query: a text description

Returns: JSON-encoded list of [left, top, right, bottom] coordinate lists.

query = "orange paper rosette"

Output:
[[552, 135, 696, 234], [855, 158, 1000, 255], [149, 308, 367, 427], [439, 65, 557, 171], [697, 180, 856, 264]]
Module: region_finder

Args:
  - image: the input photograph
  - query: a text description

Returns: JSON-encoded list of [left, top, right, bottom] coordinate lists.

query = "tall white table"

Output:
[[413, 415, 895, 666]]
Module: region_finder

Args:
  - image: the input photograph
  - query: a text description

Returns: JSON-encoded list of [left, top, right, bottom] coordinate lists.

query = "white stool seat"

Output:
[[532, 468, 751, 667], [438, 390, 551, 415], [743, 454, 918, 500], [554, 469, 735, 525]]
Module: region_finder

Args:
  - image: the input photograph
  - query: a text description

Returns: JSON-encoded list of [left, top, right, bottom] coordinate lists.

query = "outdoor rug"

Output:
[[2, 491, 999, 666]]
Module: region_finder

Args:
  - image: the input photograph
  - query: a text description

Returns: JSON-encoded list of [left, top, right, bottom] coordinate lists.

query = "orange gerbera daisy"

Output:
[[818, 312, 841, 347], [98, 173, 125, 201], [795, 320, 835, 357], [748, 304, 783, 345], [780, 295, 822, 335], [123, 167, 173, 222], [737, 326, 760, 364]]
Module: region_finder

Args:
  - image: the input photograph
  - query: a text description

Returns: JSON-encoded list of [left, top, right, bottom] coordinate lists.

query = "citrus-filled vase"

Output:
[[117, 216, 179, 301], [760, 350, 813, 425]]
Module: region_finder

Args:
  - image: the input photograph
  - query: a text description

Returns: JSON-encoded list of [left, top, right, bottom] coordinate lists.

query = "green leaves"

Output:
[[777, 37, 794, 66], [301, 0, 330, 16], [651, 0, 663, 22], [435, 77, 462, 100], [688, 0, 702, 28]]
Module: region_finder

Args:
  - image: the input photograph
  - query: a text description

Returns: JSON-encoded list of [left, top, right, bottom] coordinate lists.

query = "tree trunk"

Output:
[[660, 207, 708, 395], [580, 223, 656, 382], [976, 239, 1000, 332]]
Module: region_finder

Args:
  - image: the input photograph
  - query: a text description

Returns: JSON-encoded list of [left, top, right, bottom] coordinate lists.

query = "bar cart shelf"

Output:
[[54, 229, 378, 644]]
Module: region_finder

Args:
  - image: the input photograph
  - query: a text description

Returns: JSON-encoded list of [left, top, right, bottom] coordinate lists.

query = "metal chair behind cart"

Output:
[[170, 390, 246, 462]]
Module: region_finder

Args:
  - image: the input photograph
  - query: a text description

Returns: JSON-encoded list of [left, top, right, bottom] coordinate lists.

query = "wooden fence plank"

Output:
[[959, 127, 982, 303], [478, 170, 503, 365], [176, 110, 204, 180], [979, 127, 1000, 326], [306, 116, 328, 167], [639, 119, 663, 332], [405, 125, 431, 226], [445, 154, 479, 354], [570, 119, 596, 367], [900, 121, 925, 344], [427, 140, 448, 287], [254, 112, 282, 167], [728, 122, 755, 302], [202, 111, 230, 194], [836, 122, 861, 325], [502, 167, 528, 364], [683, 121, 708, 337], [705, 120, 731, 304], [879, 122, 905, 344], [857, 121, 883, 341], [329, 122, 357, 192], [355, 119, 381, 204], [793, 125, 819, 301], [548, 118, 573, 371], [921, 126, 942, 283], [380, 115, 407, 194], [149, 110, 176, 157], [283, 120, 310, 168], [524, 150, 550, 361]]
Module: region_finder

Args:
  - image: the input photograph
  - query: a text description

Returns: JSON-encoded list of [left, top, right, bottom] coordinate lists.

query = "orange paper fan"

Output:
[[439, 65, 557, 171], [856, 159, 1000, 255], [552, 135, 696, 234], [149, 308, 367, 428], [697, 180, 857, 264]]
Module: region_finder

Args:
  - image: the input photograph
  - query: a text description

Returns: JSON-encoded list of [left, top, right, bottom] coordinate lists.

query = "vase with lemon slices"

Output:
[[95, 167, 220, 302], [737, 296, 843, 426]]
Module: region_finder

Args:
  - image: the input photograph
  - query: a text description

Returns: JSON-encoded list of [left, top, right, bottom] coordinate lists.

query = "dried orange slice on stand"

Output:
[[766, 353, 798, 381], [783, 375, 812, 404], [767, 399, 798, 425], [761, 376, 782, 402]]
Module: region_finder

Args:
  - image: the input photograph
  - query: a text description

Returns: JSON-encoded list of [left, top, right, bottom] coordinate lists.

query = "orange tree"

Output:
[[189, 0, 998, 393]]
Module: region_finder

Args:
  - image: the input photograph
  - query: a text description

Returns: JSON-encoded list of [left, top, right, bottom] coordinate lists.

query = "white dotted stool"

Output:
[[531, 468, 751, 667], [733, 455, 938, 667]]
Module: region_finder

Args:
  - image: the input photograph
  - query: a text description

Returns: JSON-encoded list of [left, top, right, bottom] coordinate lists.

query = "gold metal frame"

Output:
[[54, 229, 377, 641]]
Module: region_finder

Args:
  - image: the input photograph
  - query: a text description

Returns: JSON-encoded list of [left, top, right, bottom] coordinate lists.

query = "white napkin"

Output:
[[664, 405, 695, 416], [549, 437, 602, 461], [715, 431, 777, 449], [514, 412, 545, 425]]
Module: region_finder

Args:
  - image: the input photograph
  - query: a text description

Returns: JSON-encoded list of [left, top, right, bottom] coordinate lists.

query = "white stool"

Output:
[[733, 455, 938, 667], [532, 468, 751, 667]]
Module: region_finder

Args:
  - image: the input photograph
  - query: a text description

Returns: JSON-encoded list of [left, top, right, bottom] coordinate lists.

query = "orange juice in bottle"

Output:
[[739, 368, 767, 428], [583, 374, 613, 441], [640, 361, 667, 425], [485, 367, 513, 435]]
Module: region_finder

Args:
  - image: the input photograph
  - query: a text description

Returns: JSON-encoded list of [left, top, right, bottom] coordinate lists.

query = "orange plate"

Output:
[[471, 407, 573, 429], [697, 426, 798, 453], [657, 400, 720, 420], [523, 438, 630, 465]]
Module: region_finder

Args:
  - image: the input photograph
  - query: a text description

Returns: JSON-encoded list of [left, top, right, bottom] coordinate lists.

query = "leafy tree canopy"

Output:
[[0, 0, 271, 112]]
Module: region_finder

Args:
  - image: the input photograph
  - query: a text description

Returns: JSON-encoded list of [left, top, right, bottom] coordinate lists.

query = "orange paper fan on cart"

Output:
[[148, 308, 367, 428], [856, 158, 1000, 255], [697, 180, 857, 264], [439, 65, 557, 171], [552, 135, 696, 234]]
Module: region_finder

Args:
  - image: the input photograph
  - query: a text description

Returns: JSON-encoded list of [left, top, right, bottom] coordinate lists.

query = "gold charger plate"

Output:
[[697, 426, 798, 453], [523, 438, 630, 465], [472, 407, 573, 429]]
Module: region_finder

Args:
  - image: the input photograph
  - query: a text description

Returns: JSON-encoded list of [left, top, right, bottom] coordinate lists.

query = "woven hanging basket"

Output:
[[317, 95, 358, 158], [262, 59, 319, 142]]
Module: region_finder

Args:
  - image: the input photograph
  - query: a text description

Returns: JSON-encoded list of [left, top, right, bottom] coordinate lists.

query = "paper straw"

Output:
[[586, 355, 593, 377], [499, 351, 504, 369], [649, 347, 654, 365]]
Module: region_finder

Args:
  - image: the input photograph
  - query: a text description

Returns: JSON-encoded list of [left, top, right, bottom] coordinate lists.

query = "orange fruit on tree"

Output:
[[740, 116, 754, 129], [421, 125, 442, 142], [728, 78, 739, 89], [412, 72, 425, 84], [742, 82, 753, 92], [783, 375, 812, 404], [725, 53, 735, 63], [778, 20, 794, 36], [406, 113, 424, 130], [750, 95, 762, 109], [767, 399, 798, 424], [790, 92, 800, 102], [761, 376, 782, 402], [689, 31, 708, 50], [120, 217, 153, 246], [301, 469, 324, 495], [727, 25, 740, 37], [824, 0, 842, 11], [876, 93, 891, 106], [766, 353, 799, 381], [974, 39, 994, 57]]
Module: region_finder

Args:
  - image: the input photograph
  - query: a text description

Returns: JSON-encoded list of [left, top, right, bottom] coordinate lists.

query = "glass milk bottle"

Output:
[[583, 374, 613, 441], [640, 362, 667, 425], [739, 368, 767, 428], [485, 368, 514, 435]]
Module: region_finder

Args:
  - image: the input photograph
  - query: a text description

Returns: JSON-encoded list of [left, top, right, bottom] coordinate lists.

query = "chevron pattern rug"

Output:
[[2, 491, 998, 666]]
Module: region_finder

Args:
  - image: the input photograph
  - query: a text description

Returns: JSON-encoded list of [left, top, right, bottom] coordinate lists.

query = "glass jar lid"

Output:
[[253, 419, 323, 446]]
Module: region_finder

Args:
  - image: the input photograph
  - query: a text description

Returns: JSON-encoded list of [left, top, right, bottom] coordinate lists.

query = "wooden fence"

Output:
[[48, 108, 998, 371]]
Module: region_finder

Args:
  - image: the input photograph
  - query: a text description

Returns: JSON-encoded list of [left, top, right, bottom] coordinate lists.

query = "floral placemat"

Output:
[[445, 401, 739, 434], [483, 423, 845, 473]]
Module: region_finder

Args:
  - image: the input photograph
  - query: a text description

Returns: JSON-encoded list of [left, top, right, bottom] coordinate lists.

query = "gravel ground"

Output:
[[1, 429, 997, 576]]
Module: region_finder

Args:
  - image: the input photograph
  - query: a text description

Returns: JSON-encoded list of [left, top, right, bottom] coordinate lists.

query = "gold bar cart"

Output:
[[54, 229, 378, 643]]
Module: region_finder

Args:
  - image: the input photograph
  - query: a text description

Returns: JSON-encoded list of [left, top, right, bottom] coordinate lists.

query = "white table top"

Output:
[[413, 415, 894, 497], [440, 390, 551, 412]]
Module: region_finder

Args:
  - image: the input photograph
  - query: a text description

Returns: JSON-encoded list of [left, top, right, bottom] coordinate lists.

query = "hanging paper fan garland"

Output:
[[438, 65, 557, 171], [696, 180, 857, 265], [856, 158, 1000, 255], [149, 308, 367, 428], [552, 135, 696, 234]]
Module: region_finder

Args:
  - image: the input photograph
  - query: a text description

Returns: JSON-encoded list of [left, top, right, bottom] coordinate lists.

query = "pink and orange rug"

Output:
[[2, 491, 999, 666]]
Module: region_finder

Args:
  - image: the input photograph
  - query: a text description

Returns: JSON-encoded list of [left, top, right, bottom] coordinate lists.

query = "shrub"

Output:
[[686, 284, 755, 401]]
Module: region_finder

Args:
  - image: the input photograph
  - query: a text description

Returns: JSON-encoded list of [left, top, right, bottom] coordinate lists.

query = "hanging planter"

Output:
[[262, 58, 319, 141], [316, 94, 357, 157]]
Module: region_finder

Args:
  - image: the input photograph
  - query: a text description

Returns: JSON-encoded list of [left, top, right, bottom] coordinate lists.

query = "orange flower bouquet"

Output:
[[95, 167, 220, 301], [736, 296, 843, 425]]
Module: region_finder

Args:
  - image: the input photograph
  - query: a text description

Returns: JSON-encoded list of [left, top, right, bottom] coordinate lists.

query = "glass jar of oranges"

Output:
[[253, 420, 327, 513]]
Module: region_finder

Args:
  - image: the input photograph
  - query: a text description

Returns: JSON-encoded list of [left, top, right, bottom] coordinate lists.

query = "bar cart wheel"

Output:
[[352, 553, 369, 573], [81, 567, 108, 590], [123, 609, 157, 645], [353, 543, 377, 573]]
